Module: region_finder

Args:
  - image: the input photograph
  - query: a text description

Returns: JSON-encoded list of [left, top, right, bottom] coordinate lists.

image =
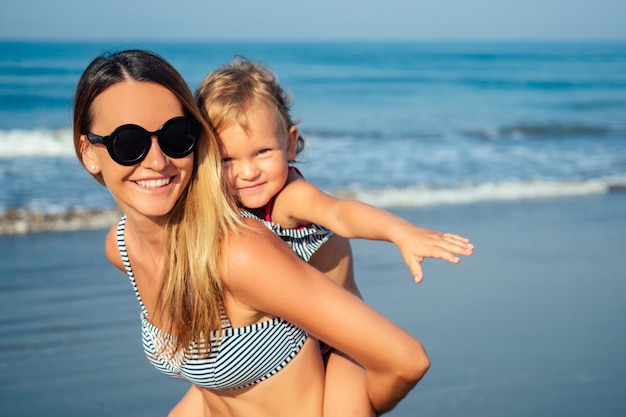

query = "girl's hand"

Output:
[[397, 226, 474, 283]]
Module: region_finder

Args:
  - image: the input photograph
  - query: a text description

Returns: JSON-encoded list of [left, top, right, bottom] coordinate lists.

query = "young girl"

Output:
[[195, 57, 474, 416], [75, 49, 430, 417]]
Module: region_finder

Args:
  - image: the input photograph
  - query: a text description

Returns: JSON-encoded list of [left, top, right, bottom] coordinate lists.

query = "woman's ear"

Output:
[[80, 136, 100, 173], [286, 126, 299, 161]]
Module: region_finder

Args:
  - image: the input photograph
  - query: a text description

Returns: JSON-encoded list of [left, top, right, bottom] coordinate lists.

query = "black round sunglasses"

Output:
[[85, 116, 201, 166]]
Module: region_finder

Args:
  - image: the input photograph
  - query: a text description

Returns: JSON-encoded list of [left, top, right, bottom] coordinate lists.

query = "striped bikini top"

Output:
[[241, 166, 334, 262], [116, 215, 308, 391]]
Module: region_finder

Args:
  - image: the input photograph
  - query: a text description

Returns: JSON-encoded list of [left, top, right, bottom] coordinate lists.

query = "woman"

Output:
[[74, 49, 429, 417]]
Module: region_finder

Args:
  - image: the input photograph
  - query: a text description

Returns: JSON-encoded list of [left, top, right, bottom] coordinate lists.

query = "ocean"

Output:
[[1, 41, 626, 417], [1, 41, 625, 228]]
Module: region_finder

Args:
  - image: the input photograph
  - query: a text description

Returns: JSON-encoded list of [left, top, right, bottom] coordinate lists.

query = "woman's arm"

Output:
[[278, 179, 474, 282], [224, 219, 430, 414]]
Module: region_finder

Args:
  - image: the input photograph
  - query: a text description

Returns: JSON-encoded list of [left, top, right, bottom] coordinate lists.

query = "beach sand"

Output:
[[1, 193, 625, 417]]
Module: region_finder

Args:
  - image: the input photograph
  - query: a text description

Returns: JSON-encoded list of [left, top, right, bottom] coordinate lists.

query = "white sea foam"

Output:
[[3, 176, 623, 235], [331, 176, 626, 208], [0, 128, 74, 157]]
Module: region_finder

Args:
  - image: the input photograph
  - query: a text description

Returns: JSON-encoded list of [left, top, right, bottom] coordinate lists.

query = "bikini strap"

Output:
[[116, 215, 147, 312]]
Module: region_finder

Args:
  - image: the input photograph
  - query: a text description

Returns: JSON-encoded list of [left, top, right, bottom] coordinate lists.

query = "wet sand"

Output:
[[1, 193, 625, 417]]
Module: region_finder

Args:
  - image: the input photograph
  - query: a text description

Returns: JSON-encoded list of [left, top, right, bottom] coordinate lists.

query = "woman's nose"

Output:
[[141, 137, 168, 170]]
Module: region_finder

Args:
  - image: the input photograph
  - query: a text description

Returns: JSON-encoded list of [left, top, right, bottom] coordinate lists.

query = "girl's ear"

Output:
[[80, 135, 101, 174], [286, 126, 299, 161]]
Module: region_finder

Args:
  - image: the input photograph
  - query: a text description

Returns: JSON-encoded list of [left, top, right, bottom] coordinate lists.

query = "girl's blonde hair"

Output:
[[73, 49, 241, 355], [195, 56, 306, 160]]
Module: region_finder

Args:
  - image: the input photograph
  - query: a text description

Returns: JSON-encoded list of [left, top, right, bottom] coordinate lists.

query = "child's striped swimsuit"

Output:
[[241, 166, 334, 262]]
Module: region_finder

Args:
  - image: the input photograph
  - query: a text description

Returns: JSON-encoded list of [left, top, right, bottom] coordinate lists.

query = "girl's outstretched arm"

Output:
[[278, 178, 474, 283], [224, 219, 430, 414]]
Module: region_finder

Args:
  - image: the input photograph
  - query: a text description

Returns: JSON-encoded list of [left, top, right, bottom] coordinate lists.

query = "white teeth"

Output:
[[135, 178, 171, 188]]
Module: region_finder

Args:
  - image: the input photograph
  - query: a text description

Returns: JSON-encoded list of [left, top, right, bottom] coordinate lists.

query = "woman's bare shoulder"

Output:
[[224, 217, 298, 273], [222, 216, 310, 302]]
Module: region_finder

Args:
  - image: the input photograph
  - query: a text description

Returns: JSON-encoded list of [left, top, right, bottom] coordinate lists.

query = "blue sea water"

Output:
[[1, 40, 625, 220]]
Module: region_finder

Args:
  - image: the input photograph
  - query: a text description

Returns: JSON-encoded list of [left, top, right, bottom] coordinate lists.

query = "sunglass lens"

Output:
[[112, 127, 148, 164], [161, 119, 198, 157]]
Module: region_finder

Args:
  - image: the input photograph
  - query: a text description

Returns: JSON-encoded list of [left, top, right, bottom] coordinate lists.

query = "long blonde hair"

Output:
[[73, 49, 241, 355]]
